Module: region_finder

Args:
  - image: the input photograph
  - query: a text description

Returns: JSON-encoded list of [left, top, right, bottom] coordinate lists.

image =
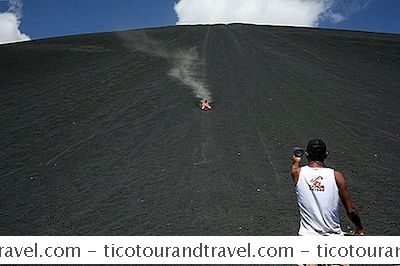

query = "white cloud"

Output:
[[174, 0, 348, 27], [0, 0, 30, 45]]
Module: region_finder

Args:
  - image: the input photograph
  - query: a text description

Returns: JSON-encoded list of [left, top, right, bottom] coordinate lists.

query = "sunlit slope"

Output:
[[1, 24, 399, 235]]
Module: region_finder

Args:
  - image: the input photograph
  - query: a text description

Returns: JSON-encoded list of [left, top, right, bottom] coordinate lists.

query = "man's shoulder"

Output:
[[333, 169, 345, 176], [333, 169, 347, 188]]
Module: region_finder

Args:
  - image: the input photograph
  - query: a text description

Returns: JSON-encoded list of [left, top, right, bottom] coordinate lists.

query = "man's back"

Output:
[[296, 165, 341, 235]]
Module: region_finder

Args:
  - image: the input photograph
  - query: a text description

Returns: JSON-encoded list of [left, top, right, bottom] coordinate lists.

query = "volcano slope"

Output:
[[1, 24, 399, 235]]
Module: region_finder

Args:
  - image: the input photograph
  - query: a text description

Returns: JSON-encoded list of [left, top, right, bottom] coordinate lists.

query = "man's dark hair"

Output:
[[306, 139, 327, 161]]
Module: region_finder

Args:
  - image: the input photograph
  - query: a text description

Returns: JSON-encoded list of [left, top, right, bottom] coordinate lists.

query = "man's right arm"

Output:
[[291, 156, 301, 185], [334, 170, 365, 235]]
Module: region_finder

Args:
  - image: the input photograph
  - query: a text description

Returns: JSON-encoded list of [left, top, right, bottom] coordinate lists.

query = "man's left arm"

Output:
[[335, 170, 364, 235]]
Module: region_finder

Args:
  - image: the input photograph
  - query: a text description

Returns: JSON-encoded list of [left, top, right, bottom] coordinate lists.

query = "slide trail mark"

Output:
[[45, 132, 97, 166], [255, 126, 281, 181], [194, 141, 208, 166]]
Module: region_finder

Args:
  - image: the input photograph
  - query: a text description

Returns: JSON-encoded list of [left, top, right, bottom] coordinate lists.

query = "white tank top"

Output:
[[296, 165, 342, 235]]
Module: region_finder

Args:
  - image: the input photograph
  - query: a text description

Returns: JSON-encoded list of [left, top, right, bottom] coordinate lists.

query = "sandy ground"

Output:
[[1, 24, 399, 235]]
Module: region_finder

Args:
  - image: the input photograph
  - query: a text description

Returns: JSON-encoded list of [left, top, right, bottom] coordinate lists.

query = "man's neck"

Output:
[[308, 160, 325, 168]]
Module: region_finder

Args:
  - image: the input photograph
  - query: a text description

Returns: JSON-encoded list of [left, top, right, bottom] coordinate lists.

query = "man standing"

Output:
[[291, 139, 364, 236]]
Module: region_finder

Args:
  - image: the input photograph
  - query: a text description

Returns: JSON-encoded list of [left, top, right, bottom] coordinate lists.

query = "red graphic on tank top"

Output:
[[308, 176, 325, 191]]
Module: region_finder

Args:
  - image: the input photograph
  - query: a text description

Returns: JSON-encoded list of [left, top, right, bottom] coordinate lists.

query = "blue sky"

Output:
[[0, 0, 399, 43], [324, 0, 400, 34]]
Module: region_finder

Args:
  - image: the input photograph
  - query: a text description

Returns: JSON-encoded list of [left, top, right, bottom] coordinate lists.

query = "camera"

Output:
[[293, 147, 305, 157]]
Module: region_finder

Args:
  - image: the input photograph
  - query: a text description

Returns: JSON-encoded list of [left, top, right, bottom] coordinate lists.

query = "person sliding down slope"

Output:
[[200, 99, 212, 110]]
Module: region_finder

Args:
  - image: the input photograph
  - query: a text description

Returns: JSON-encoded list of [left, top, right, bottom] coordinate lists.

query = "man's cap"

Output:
[[306, 139, 327, 159]]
